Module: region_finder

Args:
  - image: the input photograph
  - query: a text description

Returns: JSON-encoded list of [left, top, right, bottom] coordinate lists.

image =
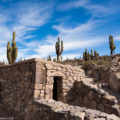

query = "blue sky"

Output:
[[0, 0, 120, 61]]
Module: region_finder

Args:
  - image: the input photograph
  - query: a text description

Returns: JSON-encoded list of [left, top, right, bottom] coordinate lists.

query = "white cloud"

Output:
[[0, 1, 53, 61], [57, 0, 117, 18], [0, 0, 116, 62], [57, 0, 88, 11], [25, 19, 106, 60], [114, 35, 120, 41], [0, 47, 7, 61], [53, 21, 93, 34], [17, 3, 52, 27]]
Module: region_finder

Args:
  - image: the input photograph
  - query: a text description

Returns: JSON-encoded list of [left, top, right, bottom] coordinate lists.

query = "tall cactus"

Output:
[[109, 34, 116, 55], [83, 49, 88, 61], [94, 50, 99, 59], [55, 37, 63, 62], [47, 55, 51, 61], [90, 49, 94, 59], [7, 32, 18, 64]]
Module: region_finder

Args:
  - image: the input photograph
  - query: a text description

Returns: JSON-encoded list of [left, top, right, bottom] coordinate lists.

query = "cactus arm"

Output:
[[7, 32, 18, 64], [55, 37, 64, 62], [60, 40, 63, 55], [7, 41, 12, 64]]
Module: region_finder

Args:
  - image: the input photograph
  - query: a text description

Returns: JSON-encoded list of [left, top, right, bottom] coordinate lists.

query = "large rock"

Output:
[[109, 72, 120, 92]]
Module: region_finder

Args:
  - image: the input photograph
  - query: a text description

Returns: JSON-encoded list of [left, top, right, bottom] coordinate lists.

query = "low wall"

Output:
[[65, 80, 120, 117], [25, 99, 119, 120]]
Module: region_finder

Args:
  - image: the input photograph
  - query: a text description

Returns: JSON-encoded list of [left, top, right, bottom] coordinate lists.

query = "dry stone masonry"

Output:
[[25, 99, 119, 120], [0, 58, 119, 119]]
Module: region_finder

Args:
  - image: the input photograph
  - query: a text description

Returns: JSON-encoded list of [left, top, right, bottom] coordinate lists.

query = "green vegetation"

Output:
[[109, 34, 116, 55], [83, 49, 89, 61], [7, 32, 18, 64], [94, 50, 99, 59], [90, 49, 94, 59], [47, 55, 52, 61], [53, 58, 56, 62], [83, 49, 99, 61], [55, 37, 63, 62]]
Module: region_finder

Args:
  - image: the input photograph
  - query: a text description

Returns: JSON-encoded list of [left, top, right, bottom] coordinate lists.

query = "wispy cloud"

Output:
[[57, 0, 88, 11], [26, 19, 106, 59], [0, 1, 53, 61], [57, 0, 117, 18], [0, 0, 119, 62], [114, 35, 120, 41]]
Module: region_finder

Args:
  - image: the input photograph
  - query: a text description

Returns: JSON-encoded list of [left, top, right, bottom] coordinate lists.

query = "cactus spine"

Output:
[[7, 32, 18, 64], [55, 37, 63, 62], [109, 34, 116, 55]]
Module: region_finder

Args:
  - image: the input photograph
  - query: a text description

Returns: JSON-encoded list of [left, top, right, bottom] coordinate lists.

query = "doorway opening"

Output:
[[53, 77, 62, 101]]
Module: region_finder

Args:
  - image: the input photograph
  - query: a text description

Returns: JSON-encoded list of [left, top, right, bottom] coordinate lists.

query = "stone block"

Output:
[[45, 89, 52, 95], [46, 85, 53, 89], [35, 84, 43, 89], [88, 91, 94, 100], [46, 64, 53, 70], [57, 67, 62, 71], [83, 95, 88, 105], [40, 94, 44, 99], [90, 100, 96, 109], [34, 90, 40, 98], [40, 90, 44, 94], [98, 104, 104, 112], [103, 95, 116, 105], [45, 95, 51, 100], [47, 71, 51, 77]]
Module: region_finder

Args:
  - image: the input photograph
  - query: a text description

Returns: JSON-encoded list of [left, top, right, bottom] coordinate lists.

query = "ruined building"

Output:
[[0, 58, 120, 120]]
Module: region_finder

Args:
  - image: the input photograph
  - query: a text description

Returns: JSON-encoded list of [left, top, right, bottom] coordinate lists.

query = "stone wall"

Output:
[[0, 58, 86, 118], [0, 59, 37, 118], [34, 58, 85, 102], [0, 58, 120, 119], [65, 81, 120, 117], [25, 99, 120, 120]]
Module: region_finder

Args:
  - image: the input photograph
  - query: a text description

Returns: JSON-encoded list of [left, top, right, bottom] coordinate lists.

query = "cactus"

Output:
[[7, 41, 12, 64], [83, 49, 88, 61], [55, 37, 63, 62], [61, 56, 63, 62], [53, 58, 56, 62], [109, 34, 116, 55], [47, 55, 51, 61], [88, 52, 90, 60], [90, 49, 94, 59], [7, 32, 18, 64], [94, 50, 99, 59]]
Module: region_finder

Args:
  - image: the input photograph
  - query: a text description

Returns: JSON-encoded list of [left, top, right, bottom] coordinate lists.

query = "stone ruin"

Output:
[[0, 58, 119, 120]]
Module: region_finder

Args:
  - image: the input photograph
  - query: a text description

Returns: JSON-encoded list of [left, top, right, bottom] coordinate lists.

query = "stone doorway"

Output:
[[53, 77, 62, 101]]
